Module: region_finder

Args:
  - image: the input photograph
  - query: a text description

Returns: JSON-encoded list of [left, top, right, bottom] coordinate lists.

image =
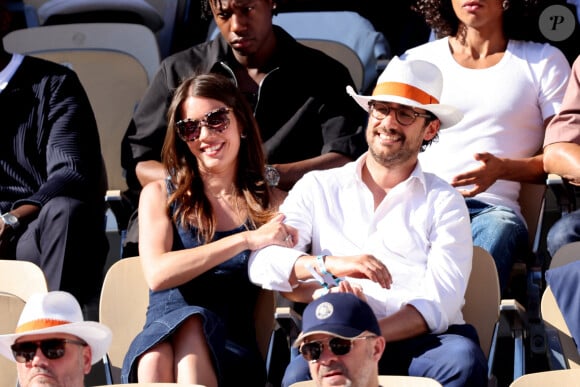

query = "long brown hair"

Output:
[[162, 73, 274, 242]]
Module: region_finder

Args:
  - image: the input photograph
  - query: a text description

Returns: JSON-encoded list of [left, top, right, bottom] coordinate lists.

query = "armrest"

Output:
[[275, 306, 303, 345], [547, 173, 577, 217], [500, 299, 528, 380], [104, 190, 132, 232]]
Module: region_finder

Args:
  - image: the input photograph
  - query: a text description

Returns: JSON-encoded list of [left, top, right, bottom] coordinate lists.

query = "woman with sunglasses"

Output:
[[121, 73, 297, 386]]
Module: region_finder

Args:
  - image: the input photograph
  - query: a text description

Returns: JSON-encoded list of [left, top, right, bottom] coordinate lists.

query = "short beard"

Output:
[[369, 146, 415, 168]]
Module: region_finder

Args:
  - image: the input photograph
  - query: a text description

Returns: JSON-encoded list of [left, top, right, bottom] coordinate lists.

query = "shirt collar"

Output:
[[354, 152, 428, 195]]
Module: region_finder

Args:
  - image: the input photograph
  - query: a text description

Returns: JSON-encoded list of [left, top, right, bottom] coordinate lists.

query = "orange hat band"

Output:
[[16, 319, 72, 333], [372, 82, 439, 105]]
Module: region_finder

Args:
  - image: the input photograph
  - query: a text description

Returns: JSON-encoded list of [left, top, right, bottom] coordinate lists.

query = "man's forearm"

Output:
[[275, 152, 352, 190], [378, 304, 429, 342], [544, 142, 580, 184]]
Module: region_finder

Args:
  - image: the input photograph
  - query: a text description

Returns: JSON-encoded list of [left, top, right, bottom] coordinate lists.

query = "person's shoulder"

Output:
[[510, 40, 568, 63], [297, 161, 357, 189], [403, 37, 448, 59], [274, 26, 352, 75], [160, 38, 223, 73], [17, 55, 84, 88], [572, 55, 580, 72], [21, 55, 75, 76]]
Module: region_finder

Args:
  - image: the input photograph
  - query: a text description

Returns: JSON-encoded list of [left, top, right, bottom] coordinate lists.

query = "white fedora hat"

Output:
[[0, 291, 112, 365], [347, 56, 463, 129]]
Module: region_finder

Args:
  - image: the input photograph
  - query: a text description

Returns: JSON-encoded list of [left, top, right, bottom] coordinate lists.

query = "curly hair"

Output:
[[411, 0, 548, 41], [200, 0, 282, 20], [162, 73, 275, 243]]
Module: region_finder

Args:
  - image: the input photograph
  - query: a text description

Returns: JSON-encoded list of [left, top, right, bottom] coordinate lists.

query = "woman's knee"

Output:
[[175, 315, 205, 339], [138, 341, 174, 381]]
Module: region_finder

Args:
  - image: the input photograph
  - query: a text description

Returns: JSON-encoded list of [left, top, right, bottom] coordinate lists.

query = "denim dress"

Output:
[[121, 211, 265, 385]]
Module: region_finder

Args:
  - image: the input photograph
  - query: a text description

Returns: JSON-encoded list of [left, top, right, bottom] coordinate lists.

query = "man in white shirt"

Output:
[[249, 56, 488, 387]]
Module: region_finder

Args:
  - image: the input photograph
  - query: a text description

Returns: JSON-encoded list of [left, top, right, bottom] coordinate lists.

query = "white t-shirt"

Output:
[[402, 38, 570, 221]]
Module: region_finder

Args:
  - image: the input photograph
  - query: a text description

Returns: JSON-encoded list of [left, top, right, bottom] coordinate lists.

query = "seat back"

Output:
[[99, 256, 148, 383], [509, 368, 580, 386], [35, 0, 164, 32], [290, 375, 442, 386], [377, 375, 442, 386], [100, 256, 276, 383], [92, 383, 206, 387], [0, 261, 47, 387], [297, 39, 364, 93], [0, 293, 26, 387], [254, 287, 276, 362], [3, 22, 160, 192], [549, 241, 580, 269], [541, 241, 580, 370], [0, 260, 48, 301], [541, 286, 580, 369], [519, 182, 547, 254], [462, 246, 501, 359], [271, 10, 390, 93]]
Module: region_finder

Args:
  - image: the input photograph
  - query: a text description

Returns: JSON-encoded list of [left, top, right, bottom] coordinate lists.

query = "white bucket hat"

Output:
[[346, 56, 463, 129], [0, 291, 112, 365]]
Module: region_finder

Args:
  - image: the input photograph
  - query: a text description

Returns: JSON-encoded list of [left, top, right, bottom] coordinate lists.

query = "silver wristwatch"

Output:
[[1, 213, 20, 231], [264, 165, 280, 187]]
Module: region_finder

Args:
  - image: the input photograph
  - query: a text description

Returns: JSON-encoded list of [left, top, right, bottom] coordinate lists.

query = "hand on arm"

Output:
[[139, 183, 299, 291], [324, 254, 392, 289], [451, 152, 545, 197], [282, 279, 367, 304], [290, 254, 392, 290], [243, 213, 299, 250]]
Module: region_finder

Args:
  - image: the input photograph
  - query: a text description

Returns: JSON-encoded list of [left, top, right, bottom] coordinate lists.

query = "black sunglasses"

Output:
[[11, 338, 87, 363], [299, 335, 376, 362], [176, 106, 231, 142]]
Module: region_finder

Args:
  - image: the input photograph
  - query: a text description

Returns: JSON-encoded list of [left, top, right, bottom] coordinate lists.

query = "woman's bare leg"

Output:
[[137, 341, 175, 381], [173, 315, 218, 387]]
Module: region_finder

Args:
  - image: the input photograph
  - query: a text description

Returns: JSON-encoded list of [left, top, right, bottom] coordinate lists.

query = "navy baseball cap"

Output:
[[293, 293, 381, 347]]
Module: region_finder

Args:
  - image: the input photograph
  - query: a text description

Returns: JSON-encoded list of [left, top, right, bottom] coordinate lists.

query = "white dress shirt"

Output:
[[249, 153, 473, 333]]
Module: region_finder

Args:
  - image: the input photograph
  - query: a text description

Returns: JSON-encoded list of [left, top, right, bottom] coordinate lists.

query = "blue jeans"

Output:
[[466, 199, 529, 295], [282, 324, 488, 387], [546, 209, 580, 257]]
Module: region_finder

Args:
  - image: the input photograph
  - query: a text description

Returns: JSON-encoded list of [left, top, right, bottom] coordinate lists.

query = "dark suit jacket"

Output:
[[0, 55, 104, 214]]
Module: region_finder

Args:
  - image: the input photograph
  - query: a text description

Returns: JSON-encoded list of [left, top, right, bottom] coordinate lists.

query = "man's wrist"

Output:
[[1, 212, 20, 231], [264, 164, 280, 187]]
